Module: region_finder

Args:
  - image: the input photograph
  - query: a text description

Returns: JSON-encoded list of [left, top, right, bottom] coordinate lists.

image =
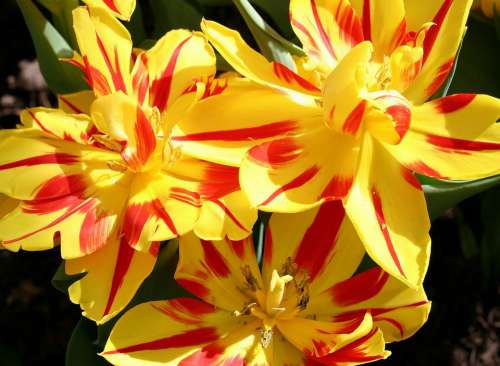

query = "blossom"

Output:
[[102, 201, 430, 366], [0, 6, 256, 323], [82, 0, 136, 20], [172, 0, 500, 287]]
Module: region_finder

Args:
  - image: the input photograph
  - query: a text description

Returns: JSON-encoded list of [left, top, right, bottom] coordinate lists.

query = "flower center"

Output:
[[236, 265, 310, 348]]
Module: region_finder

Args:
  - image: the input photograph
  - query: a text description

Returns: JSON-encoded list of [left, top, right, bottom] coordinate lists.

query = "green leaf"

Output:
[[97, 240, 188, 348], [17, 0, 87, 94], [232, 0, 305, 68], [36, 0, 80, 49], [66, 318, 110, 366], [420, 174, 500, 220], [51, 261, 86, 294], [149, 0, 203, 38], [250, 0, 293, 38]]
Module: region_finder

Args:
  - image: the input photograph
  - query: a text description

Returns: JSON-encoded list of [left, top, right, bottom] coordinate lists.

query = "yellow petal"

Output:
[[388, 94, 500, 180], [21, 107, 96, 144], [176, 232, 262, 312], [102, 298, 237, 366], [83, 0, 136, 20], [403, 0, 472, 103], [73, 6, 132, 96], [58, 91, 96, 115], [201, 19, 320, 95], [349, 0, 407, 60], [323, 41, 372, 136], [90, 92, 158, 171], [66, 234, 157, 324], [263, 201, 365, 294], [172, 79, 319, 166], [289, 0, 363, 73], [143, 30, 216, 114], [123, 170, 202, 251], [308, 267, 430, 343], [240, 122, 359, 213], [345, 134, 431, 288]]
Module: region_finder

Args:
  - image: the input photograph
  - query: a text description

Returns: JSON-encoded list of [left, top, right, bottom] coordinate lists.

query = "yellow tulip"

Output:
[[0, 6, 256, 323], [102, 202, 430, 366], [172, 0, 500, 288], [82, 0, 136, 20]]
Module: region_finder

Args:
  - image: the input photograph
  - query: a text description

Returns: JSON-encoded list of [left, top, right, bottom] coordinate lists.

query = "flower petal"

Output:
[[345, 135, 431, 288], [240, 123, 359, 212], [142, 30, 216, 114], [403, 0, 471, 102], [201, 20, 321, 95], [66, 235, 158, 324], [58, 91, 96, 115], [289, 0, 363, 73], [309, 327, 389, 365], [263, 201, 365, 295], [123, 170, 202, 251], [73, 6, 132, 96], [102, 298, 237, 366], [83, 0, 136, 20], [349, 0, 407, 59], [308, 267, 430, 342], [278, 313, 381, 359], [91, 93, 158, 171], [388, 94, 500, 180], [172, 79, 319, 166], [176, 232, 262, 312]]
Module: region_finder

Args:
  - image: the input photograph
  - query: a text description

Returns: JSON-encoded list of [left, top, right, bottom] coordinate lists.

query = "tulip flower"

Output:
[[83, 0, 136, 20], [173, 0, 500, 287], [0, 6, 256, 323], [102, 201, 430, 366]]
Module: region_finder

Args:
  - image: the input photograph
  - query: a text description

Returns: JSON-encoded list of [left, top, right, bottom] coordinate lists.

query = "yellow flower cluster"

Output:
[[0, 0, 499, 365]]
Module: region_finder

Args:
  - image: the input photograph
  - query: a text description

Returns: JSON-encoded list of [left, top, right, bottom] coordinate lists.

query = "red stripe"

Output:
[[259, 166, 320, 206], [123, 203, 154, 247], [401, 166, 422, 190], [434, 93, 475, 114], [310, 0, 337, 59], [150, 37, 192, 112], [293, 201, 345, 281], [290, 18, 320, 51], [362, 0, 371, 41], [102, 0, 120, 13], [103, 237, 136, 316], [386, 104, 411, 140], [201, 240, 231, 277], [59, 96, 83, 114], [95, 34, 127, 93], [2, 199, 93, 245], [425, 59, 454, 97], [272, 62, 321, 92], [0, 153, 79, 171], [320, 176, 353, 200], [132, 54, 149, 105], [248, 138, 302, 167], [103, 327, 219, 355], [342, 101, 367, 135], [210, 199, 249, 234], [177, 278, 210, 298], [375, 317, 404, 336], [371, 189, 406, 278], [28, 111, 58, 138], [263, 226, 273, 266], [230, 239, 246, 259], [170, 298, 216, 316], [152, 303, 202, 325], [172, 121, 298, 142], [152, 199, 179, 237], [335, 2, 363, 46], [79, 205, 112, 254], [199, 164, 240, 199], [131, 106, 156, 168], [427, 134, 500, 152], [407, 161, 448, 179], [422, 0, 453, 64], [330, 267, 389, 306]]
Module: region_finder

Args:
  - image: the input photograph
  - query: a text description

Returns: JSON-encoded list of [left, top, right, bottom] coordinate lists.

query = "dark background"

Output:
[[0, 0, 498, 365]]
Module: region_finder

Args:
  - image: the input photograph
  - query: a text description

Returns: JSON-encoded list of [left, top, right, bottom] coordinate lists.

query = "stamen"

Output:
[[260, 328, 273, 348], [106, 160, 128, 173]]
